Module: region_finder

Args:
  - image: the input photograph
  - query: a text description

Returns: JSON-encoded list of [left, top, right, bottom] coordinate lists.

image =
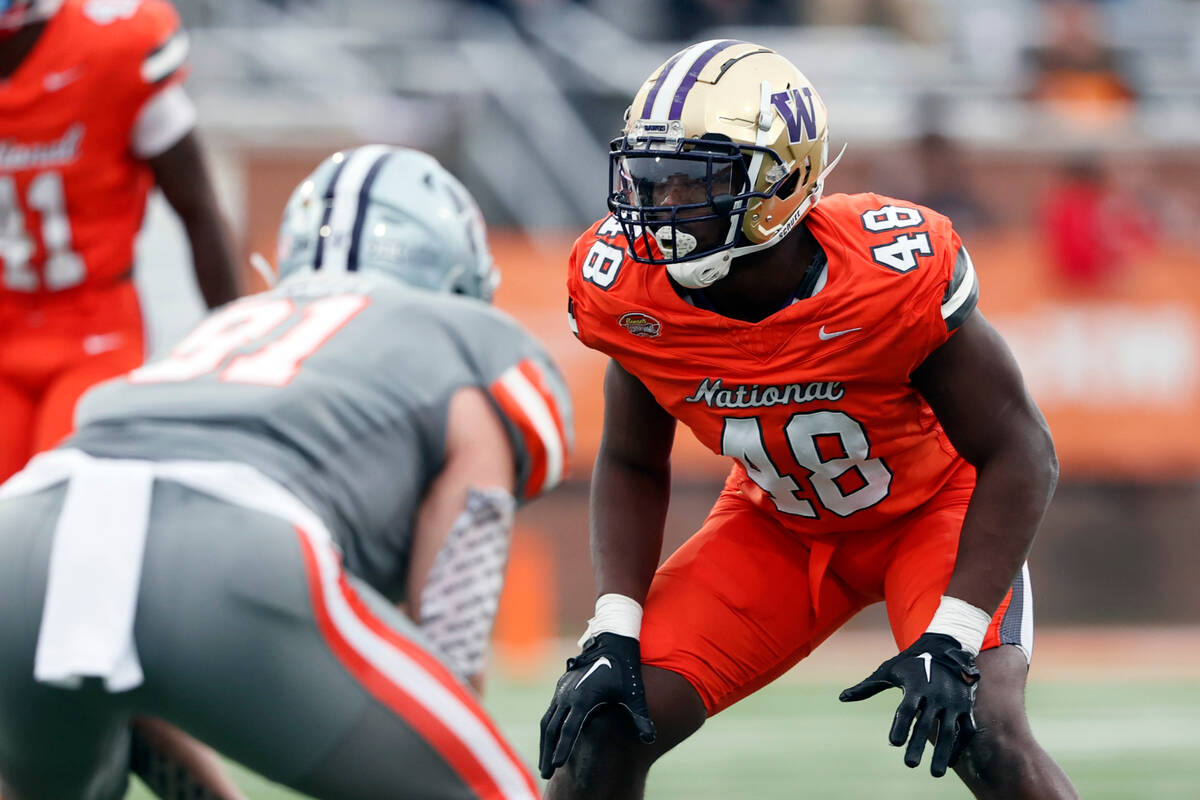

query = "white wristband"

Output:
[[925, 595, 992, 657], [577, 593, 643, 647]]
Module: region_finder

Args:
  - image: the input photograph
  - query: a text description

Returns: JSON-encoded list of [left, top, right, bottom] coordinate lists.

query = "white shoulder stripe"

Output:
[[321, 145, 392, 273], [499, 367, 564, 492], [941, 248, 977, 320], [131, 83, 195, 158], [141, 31, 189, 84]]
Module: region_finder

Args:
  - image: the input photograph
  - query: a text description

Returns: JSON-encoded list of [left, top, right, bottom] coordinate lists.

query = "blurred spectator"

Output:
[[470, 0, 583, 15], [801, 0, 942, 43], [665, 0, 796, 38], [1040, 154, 1157, 291], [1127, 157, 1200, 249], [1026, 0, 1137, 129], [912, 132, 992, 234]]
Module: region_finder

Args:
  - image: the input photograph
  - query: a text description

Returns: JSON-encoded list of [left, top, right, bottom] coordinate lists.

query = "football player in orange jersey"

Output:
[[0, 0, 242, 483], [539, 41, 1079, 799]]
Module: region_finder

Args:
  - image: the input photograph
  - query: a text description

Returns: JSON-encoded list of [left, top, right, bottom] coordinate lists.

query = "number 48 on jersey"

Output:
[[722, 410, 893, 519]]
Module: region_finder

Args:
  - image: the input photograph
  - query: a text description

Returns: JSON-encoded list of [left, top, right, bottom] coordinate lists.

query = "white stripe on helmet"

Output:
[[321, 145, 391, 274], [648, 39, 725, 120]]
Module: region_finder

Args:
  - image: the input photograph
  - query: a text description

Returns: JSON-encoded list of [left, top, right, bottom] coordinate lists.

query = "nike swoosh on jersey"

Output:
[[82, 333, 125, 356], [574, 656, 613, 690], [44, 68, 83, 92], [817, 325, 862, 341], [917, 652, 933, 682]]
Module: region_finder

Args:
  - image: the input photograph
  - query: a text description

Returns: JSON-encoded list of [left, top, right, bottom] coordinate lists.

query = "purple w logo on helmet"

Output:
[[771, 87, 819, 144]]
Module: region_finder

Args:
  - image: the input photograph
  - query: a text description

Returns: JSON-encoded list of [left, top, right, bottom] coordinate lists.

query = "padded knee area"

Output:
[[955, 645, 1042, 789], [550, 705, 652, 798]]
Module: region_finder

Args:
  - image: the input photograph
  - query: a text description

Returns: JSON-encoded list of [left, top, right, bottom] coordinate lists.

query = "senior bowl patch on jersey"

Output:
[[619, 312, 662, 338]]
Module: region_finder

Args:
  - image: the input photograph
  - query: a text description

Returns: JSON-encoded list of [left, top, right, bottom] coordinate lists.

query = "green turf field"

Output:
[[125, 675, 1200, 799]]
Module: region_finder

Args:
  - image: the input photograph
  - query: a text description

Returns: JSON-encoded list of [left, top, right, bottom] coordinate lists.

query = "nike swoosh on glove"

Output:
[[538, 632, 656, 779], [839, 632, 980, 777]]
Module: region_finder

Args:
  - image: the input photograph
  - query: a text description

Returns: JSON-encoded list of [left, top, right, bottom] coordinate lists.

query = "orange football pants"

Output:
[[640, 460, 1024, 715], [0, 280, 145, 482]]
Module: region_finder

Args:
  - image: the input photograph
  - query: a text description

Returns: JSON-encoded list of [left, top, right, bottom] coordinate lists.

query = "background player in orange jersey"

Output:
[[539, 41, 1080, 799], [0, 0, 242, 482]]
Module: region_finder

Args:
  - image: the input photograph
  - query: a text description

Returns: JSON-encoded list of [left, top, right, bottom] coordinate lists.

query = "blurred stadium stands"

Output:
[[141, 0, 1200, 638]]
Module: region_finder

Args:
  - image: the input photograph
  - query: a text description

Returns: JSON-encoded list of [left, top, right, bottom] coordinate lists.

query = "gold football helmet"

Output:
[[609, 40, 843, 288]]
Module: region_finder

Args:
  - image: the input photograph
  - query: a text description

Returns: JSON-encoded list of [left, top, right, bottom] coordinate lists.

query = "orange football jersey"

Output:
[[567, 192, 980, 535], [0, 0, 188, 296]]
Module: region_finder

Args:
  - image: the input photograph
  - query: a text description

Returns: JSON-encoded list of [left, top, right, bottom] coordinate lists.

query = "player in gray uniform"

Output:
[[0, 146, 571, 800]]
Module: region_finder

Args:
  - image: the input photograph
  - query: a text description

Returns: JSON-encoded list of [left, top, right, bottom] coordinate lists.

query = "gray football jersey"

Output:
[[70, 273, 573, 602]]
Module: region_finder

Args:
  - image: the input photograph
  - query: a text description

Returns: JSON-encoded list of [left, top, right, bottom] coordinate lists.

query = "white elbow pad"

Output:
[[418, 487, 516, 679]]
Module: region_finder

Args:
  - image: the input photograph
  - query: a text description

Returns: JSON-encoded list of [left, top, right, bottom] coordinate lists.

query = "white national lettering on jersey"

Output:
[[0, 125, 85, 171], [684, 377, 845, 409]]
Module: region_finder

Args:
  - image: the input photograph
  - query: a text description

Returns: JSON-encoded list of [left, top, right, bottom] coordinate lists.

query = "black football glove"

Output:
[[538, 632, 656, 780], [839, 632, 980, 777]]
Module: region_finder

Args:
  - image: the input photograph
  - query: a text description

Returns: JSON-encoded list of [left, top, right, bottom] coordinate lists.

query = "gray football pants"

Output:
[[0, 480, 536, 800]]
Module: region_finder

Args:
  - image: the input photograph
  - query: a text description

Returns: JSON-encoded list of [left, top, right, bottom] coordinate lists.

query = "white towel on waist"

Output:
[[1, 449, 154, 692], [1, 449, 333, 694]]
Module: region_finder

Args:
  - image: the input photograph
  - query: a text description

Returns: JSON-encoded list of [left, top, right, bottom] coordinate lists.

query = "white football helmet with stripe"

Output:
[[276, 146, 498, 302], [610, 40, 843, 288]]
